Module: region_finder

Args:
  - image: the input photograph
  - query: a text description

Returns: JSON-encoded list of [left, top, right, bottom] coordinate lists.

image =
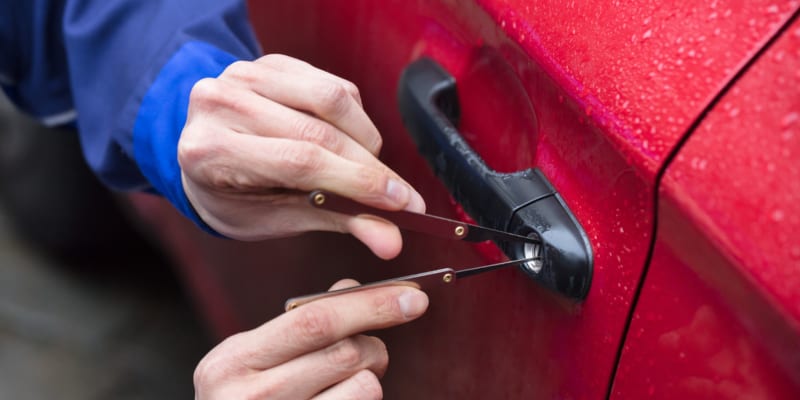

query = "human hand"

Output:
[[193, 279, 429, 399], [177, 54, 425, 259]]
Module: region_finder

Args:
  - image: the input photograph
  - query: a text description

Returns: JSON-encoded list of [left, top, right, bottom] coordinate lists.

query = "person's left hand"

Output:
[[193, 279, 429, 399]]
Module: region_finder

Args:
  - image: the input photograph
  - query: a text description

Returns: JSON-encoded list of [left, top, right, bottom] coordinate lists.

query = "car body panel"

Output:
[[126, 1, 800, 398], [611, 17, 800, 398], [478, 0, 799, 178]]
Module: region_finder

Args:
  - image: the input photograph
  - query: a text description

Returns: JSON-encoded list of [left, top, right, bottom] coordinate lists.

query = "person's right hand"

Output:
[[193, 279, 429, 399], [177, 54, 426, 259]]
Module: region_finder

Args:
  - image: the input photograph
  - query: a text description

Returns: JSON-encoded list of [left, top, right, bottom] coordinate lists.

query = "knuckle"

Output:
[[222, 60, 257, 84], [353, 166, 388, 197], [371, 291, 403, 320], [193, 346, 235, 389], [369, 133, 384, 154], [341, 80, 361, 100], [189, 78, 239, 114], [257, 53, 293, 69], [176, 134, 202, 168], [247, 375, 289, 399], [353, 370, 383, 400], [327, 338, 364, 369], [293, 118, 343, 153], [177, 129, 215, 167], [189, 78, 219, 106], [276, 142, 323, 183], [177, 135, 246, 191], [366, 336, 389, 376], [317, 83, 352, 119], [192, 356, 216, 388], [291, 304, 335, 346]]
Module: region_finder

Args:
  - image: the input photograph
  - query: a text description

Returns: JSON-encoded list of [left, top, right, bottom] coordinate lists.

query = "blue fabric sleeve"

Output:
[[133, 42, 236, 235], [61, 0, 260, 232]]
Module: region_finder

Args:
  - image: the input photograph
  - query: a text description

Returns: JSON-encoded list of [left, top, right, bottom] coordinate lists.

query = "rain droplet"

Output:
[[771, 209, 785, 222], [766, 4, 779, 13], [781, 112, 799, 127], [642, 29, 653, 40]]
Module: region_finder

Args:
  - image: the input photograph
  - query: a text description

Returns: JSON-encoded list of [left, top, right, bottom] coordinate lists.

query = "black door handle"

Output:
[[398, 57, 592, 300]]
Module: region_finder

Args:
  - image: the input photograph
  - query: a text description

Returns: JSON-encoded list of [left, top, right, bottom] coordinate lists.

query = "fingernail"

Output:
[[397, 290, 429, 319], [405, 192, 426, 213], [386, 179, 410, 205]]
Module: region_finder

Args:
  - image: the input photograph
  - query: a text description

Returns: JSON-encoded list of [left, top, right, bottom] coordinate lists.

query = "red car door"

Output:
[[128, 1, 799, 398], [612, 16, 800, 398]]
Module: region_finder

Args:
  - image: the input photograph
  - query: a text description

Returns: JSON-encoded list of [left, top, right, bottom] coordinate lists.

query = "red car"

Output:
[[129, 1, 800, 398]]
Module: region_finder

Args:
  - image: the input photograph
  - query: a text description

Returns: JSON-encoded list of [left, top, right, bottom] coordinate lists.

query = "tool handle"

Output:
[[309, 190, 538, 244], [309, 190, 467, 240], [284, 268, 456, 311]]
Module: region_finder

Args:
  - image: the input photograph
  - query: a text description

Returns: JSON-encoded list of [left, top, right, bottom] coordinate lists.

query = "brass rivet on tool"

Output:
[[454, 226, 465, 237], [313, 193, 326, 206], [442, 273, 454, 283]]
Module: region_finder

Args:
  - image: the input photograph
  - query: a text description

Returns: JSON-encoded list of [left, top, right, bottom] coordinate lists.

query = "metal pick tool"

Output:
[[283, 190, 543, 311], [308, 190, 539, 245], [285, 257, 538, 311]]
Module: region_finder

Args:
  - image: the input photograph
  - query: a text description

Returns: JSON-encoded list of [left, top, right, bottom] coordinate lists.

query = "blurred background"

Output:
[[0, 94, 210, 399]]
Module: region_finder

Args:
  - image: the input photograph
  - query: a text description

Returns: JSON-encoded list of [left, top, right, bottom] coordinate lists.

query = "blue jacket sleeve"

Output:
[[62, 0, 260, 233]]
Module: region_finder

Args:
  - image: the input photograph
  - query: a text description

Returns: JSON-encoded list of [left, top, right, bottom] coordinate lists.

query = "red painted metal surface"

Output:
[[125, 0, 800, 398], [612, 17, 800, 398], [478, 0, 799, 178]]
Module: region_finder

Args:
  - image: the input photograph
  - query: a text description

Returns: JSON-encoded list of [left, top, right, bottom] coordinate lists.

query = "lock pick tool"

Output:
[[284, 190, 542, 311]]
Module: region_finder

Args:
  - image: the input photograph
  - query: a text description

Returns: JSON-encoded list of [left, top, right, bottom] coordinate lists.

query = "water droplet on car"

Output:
[[781, 112, 799, 127]]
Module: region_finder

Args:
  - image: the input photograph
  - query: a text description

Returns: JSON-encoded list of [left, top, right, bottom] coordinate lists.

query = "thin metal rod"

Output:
[[309, 190, 539, 245], [454, 257, 538, 279]]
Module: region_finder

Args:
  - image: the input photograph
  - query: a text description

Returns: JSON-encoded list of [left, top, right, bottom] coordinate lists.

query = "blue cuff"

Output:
[[133, 41, 237, 235]]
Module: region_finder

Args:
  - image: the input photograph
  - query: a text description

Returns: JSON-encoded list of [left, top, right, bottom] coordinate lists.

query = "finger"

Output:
[[180, 133, 425, 213], [329, 279, 361, 291], [312, 370, 382, 400], [247, 335, 387, 400], [254, 54, 364, 107], [180, 184, 403, 259], [187, 77, 383, 167], [347, 215, 403, 260], [237, 285, 428, 369], [220, 61, 381, 155]]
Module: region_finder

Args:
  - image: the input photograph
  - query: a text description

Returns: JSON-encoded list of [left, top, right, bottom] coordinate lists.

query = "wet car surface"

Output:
[[129, 2, 800, 398]]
